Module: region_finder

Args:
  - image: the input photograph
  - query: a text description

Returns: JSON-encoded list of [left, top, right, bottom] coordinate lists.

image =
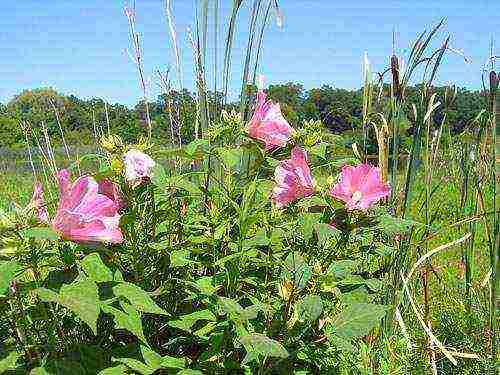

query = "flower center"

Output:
[[351, 190, 363, 203]]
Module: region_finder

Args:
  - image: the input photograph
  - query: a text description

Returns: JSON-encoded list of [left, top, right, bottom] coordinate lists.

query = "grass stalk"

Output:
[[488, 65, 499, 365]]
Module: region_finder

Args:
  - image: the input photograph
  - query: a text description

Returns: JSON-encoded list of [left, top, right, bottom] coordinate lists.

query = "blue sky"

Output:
[[0, 0, 498, 107]]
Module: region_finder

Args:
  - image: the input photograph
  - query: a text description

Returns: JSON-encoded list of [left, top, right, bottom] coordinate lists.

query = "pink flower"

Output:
[[30, 181, 49, 223], [98, 179, 125, 210], [330, 164, 390, 211], [51, 169, 123, 244], [247, 90, 293, 151], [123, 149, 156, 187], [272, 146, 315, 208]]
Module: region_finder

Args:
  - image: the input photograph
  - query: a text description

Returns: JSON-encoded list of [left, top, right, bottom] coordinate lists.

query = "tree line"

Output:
[[0, 84, 486, 149]]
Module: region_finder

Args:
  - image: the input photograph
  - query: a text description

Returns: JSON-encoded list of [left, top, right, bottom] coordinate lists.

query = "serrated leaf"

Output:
[[160, 355, 186, 369], [113, 357, 153, 375], [337, 275, 365, 287], [365, 278, 383, 292], [184, 139, 209, 159], [242, 229, 268, 250], [97, 365, 129, 375], [102, 302, 146, 343], [113, 282, 168, 316], [314, 223, 339, 246], [296, 295, 323, 323], [38, 278, 100, 334], [170, 249, 191, 267], [239, 334, 288, 359], [217, 147, 243, 169], [340, 287, 370, 304], [297, 195, 327, 210], [377, 213, 418, 235], [333, 303, 387, 339], [194, 276, 216, 295], [168, 309, 216, 333], [19, 227, 59, 241], [327, 260, 359, 279], [151, 164, 167, 186], [30, 360, 86, 375], [298, 212, 322, 242], [283, 252, 311, 290], [218, 297, 243, 315], [0, 351, 19, 372], [0, 260, 20, 297], [80, 253, 112, 283], [327, 333, 355, 352], [141, 345, 162, 369]]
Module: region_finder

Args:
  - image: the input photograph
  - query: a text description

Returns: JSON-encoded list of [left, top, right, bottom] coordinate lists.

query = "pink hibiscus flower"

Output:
[[272, 146, 315, 208], [123, 149, 156, 187], [97, 178, 126, 210], [30, 181, 49, 223], [247, 90, 293, 151], [49, 169, 123, 244], [330, 164, 390, 211]]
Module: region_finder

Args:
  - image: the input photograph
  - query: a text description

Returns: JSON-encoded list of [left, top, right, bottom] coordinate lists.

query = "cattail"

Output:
[[490, 71, 498, 92], [390, 55, 402, 101]]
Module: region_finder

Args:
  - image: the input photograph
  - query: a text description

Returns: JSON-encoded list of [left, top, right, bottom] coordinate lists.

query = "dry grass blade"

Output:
[[406, 232, 472, 281], [164, 0, 183, 89], [400, 272, 458, 365], [395, 307, 414, 349]]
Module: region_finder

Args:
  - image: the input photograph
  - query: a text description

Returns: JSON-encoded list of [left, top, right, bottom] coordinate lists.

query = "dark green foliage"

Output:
[[0, 85, 487, 150]]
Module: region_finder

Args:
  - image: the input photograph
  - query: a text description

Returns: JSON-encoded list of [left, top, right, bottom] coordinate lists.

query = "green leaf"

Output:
[[314, 223, 339, 246], [365, 279, 383, 292], [239, 334, 288, 359], [0, 260, 20, 297], [113, 357, 154, 375], [30, 360, 86, 375], [296, 295, 323, 323], [333, 303, 387, 339], [337, 275, 365, 287], [160, 356, 186, 370], [340, 287, 370, 304], [184, 139, 209, 159], [217, 147, 243, 169], [0, 351, 19, 372], [141, 345, 162, 369], [298, 212, 322, 242], [178, 370, 203, 375], [38, 277, 100, 334], [242, 229, 268, 250], [377, 213, 419, 235], [327, 333, 355, 352], [297, 195, 327, 210], [97, 365, 129, 375], [218, 297, 243, 315], [31, 367, 50, 375], [170, 249, 191, 267], [151, 164, 167, 186], [168, 309, 217, 332], [113, 282, 168, 316], [283, 252, 311, 290], [102, 302, 146, 343], [194, 276, 216, 295], [19, 227, 59, 241], [328, 260, 359, 279], [80, 253, 113, 283], [308, 142, 328, 158]]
